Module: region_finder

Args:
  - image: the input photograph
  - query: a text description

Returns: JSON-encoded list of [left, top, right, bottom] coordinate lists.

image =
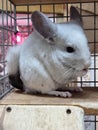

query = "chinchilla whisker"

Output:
[[56, 67, 73, 82]]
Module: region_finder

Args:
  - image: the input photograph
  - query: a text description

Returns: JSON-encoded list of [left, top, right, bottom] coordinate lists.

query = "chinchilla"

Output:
[[6, 6, 91, 97]]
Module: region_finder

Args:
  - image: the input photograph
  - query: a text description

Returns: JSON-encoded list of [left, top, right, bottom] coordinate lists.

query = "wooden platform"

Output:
[[9, 0, 97, 5], [0, 87, 98, 115]]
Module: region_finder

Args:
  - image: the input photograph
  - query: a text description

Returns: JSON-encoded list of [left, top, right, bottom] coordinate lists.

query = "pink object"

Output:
[[12, 32, 22, 45]]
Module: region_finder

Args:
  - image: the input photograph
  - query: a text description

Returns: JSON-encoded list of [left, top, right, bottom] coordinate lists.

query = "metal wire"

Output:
[[0, 0, 15, 99]]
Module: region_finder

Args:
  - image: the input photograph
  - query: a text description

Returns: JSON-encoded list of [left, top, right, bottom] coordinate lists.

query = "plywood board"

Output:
[[1, 87, 98, 115], [16, 4, 64, 14]]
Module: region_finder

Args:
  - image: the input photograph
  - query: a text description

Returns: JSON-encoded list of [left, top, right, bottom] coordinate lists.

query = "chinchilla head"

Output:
[[31, 6, 91, 81]]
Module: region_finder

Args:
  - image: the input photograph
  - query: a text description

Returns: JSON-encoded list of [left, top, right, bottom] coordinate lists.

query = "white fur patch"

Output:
[[6, 46, 21, 75]]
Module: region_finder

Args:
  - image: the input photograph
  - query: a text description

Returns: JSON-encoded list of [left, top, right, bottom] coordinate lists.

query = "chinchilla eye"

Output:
[[66, 46, 75, 53]]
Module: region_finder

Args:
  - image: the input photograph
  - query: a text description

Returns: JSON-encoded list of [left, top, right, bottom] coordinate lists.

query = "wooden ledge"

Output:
[[0, 87, 98, 115], [9, 0, 96, 5]]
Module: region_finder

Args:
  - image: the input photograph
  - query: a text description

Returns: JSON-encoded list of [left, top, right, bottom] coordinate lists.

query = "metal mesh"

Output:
[[0, 0, 16, 98], [0, 0, 98, 129]]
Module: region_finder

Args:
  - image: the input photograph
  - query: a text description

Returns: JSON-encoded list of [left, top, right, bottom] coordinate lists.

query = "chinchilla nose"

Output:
[[83, 61, 91, 71]]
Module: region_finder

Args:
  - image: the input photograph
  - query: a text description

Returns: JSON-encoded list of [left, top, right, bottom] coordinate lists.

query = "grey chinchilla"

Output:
[[6, 6, 91, 97]]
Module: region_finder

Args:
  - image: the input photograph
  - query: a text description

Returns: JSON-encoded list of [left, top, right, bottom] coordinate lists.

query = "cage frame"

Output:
[[0, 0, 98, 130]]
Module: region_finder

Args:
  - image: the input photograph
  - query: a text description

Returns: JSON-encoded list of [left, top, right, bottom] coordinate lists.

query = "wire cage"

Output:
[[0, 0, 98, 129]]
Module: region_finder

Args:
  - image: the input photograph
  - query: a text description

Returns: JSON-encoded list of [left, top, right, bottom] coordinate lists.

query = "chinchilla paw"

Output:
[[46, 91, 72, 98]]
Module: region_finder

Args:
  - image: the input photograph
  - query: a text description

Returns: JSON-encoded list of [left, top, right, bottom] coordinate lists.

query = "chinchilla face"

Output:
[[54, 23, 91, 79], [31, 6, 91, 81]]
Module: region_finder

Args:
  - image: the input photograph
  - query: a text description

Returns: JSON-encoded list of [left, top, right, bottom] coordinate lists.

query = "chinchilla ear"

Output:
[[31, 11, 57, 42], [70, 6, 83, 26]]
